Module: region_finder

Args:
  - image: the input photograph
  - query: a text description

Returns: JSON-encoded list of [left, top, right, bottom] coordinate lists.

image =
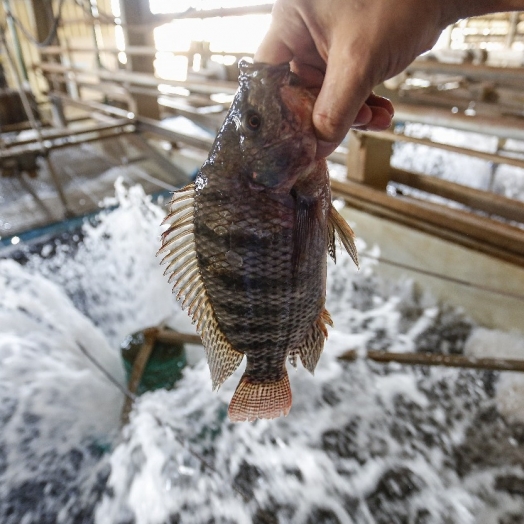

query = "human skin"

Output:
[[255, 0, 524, 157]]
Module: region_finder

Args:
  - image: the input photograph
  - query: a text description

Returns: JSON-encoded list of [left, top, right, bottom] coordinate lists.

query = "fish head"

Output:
[[228, 60, 318, 192]]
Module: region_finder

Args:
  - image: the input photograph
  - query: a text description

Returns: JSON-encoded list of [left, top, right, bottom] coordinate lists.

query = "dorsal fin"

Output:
[[328, 205, 359, 268], [158, 184, 243, 389]]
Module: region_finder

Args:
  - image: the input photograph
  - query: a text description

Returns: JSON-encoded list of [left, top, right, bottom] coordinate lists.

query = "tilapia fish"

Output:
[[159, 60, 358, 422]]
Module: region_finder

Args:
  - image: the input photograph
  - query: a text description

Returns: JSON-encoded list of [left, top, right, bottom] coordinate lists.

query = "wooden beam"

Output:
[[375, 129, 524, 171], [37, 62, 238, 96], [121, 327, 158, 425], [39, 45, 252, 59], [390, 167, 524, 224], [339, 349, 524, 373], [407, 58, 524, 84], [158, 4, 273, 20], [393, 103, 524, 142], [330, 178, 524, 266]]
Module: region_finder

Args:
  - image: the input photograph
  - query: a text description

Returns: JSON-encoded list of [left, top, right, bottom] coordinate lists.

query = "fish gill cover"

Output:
[[1, 180, 524, 523]]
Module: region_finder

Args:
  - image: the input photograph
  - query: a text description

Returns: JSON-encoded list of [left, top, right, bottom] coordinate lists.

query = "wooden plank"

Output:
[[339, 349, 524, 373], [39, 45, 252, 58], [374, 129, 524, 170], [407, 58, 524, 84], [330, 178, 524, 266], [158, 4, 273, 20], [393, 103, 524, 142], [37, 62, 238, 95], [137, 116, 214, 150], [389, 167, 524, 224]]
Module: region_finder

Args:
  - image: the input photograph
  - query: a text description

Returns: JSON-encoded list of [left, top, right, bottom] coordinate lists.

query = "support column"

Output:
[[29, 0, 67, 126], [347, 131, 393, 191], [119, 0, 160, 120]]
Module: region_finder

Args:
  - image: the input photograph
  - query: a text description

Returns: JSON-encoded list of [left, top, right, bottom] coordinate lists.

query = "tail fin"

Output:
[[228, 373, 292, 422]]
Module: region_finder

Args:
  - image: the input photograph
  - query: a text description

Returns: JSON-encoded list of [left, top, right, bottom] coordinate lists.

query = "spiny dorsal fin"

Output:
[[328, 205, 359, 269], [159, 183, 243, 390]]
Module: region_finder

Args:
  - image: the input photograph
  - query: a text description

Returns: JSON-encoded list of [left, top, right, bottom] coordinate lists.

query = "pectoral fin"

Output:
[[291, 191, 323, 276], [328, 205, 359, 268]]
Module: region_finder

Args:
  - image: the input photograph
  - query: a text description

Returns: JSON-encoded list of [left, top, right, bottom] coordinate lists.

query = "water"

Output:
[[1, 180, 524, 524]]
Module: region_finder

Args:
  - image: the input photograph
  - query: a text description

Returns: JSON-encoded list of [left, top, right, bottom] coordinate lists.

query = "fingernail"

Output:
[[316, 140, 338, 159], [354, 104, 372, 126]]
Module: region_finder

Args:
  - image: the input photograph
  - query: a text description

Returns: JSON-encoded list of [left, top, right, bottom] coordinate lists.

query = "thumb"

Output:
[[313, 42, 373, 146], [254, 27, 293, 64]]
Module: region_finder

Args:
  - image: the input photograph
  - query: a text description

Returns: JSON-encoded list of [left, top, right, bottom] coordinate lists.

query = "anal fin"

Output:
[[328, 205, 359, 268], [228, 373, 292, 422], [294, 308, 333, 374], [201, 319, 244, 390]]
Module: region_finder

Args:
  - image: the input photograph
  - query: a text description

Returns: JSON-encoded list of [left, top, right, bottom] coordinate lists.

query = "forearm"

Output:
[[448, 0, 524, 24]]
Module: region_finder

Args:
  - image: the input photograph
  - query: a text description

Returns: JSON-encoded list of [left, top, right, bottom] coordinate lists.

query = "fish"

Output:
[[158, 60, 359, 422]]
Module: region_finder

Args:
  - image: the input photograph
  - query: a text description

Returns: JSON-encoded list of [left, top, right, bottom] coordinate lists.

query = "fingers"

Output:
[[316, 94, 394, 158], [353, 94, 394, 131], [353, 104, 373, 127]]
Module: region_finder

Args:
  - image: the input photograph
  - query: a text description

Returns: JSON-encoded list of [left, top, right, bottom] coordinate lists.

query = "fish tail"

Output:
[[228, 373, 292, 423]]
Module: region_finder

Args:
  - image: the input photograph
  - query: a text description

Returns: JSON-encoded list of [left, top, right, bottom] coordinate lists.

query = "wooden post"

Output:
[[121, 327, 158, 426], [119, 0, 160, 120], [346, 131, 392, 190], [28, 0, 67, 127]]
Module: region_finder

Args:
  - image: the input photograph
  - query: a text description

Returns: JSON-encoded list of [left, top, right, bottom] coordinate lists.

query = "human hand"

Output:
[[255, 0, 461, 157]]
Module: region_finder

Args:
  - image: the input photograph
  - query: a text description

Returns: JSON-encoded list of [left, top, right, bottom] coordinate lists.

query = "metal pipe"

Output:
[[0, 125, 134, 159], [18, 171, 56, 220], [1, 119, 132, 148]]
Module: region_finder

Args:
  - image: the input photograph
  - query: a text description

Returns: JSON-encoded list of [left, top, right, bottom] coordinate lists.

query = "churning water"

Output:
[[2, 180, 524, 524]]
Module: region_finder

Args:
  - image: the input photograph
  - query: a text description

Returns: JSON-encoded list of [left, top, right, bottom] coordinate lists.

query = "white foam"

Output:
[[1, 179, 524, 523]]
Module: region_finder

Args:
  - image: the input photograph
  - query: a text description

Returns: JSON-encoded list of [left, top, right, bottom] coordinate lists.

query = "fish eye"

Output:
[[243, 110, 262, 132]]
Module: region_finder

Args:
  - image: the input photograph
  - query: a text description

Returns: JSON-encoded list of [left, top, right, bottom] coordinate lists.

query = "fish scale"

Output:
[[159, 60, 359, 422]]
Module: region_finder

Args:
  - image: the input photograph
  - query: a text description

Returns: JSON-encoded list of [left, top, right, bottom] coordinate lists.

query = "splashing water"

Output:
[[1, 180, 524, 524]]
